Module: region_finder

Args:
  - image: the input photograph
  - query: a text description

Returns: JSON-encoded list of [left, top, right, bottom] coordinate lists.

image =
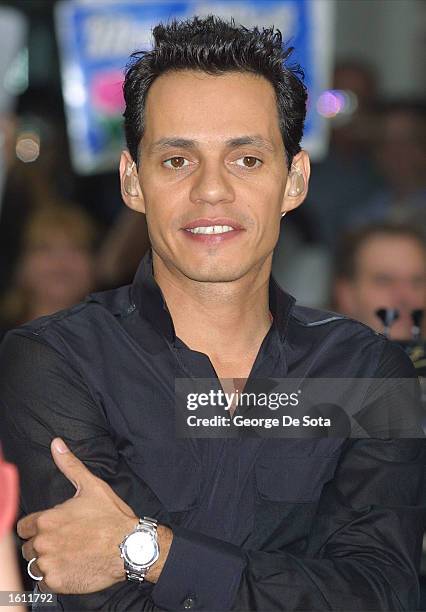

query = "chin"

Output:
[[180, 261, 250, 284], [184, 270, 246, 283]]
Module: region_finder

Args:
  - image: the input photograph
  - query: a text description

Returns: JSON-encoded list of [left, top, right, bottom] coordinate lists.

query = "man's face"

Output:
[[122, 70, 308, 283], [339, 235, 426, 340]]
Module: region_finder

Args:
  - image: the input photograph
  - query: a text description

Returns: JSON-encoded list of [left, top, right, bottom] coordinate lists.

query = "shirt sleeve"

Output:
[[151, 340, 426, 611], [0, 330, 168, 611]]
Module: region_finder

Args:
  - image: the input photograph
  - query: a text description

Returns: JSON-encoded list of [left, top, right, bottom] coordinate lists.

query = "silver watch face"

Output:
[[124, 530, 158, 567]]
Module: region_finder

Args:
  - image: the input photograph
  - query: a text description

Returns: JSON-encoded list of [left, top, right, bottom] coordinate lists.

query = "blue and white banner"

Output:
[[55, 0, 335, 175]]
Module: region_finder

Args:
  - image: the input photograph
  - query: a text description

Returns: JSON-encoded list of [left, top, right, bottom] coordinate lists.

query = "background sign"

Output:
[[56, 0, 335, 175]]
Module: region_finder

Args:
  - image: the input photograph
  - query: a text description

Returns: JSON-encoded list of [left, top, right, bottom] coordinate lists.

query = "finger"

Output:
[[22, 539, 36, 561], [51, 438, 94, 493], [17, 512, 43, 539], [38, 579, 49, 594]]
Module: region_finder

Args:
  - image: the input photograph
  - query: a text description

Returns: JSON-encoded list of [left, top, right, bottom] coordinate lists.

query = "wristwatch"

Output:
[[119, 517, 159, 583]]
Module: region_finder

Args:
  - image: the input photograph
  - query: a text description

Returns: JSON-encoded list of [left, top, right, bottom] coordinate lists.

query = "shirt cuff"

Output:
[[151, 525, 246, 611]]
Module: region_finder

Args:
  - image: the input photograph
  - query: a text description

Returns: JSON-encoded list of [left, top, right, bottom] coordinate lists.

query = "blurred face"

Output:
[[121, 70, 308, 283], [375, 111, 426, 189], [19, 233, 94, 308], [333, 66, 375, 111], [339, 235, 426, 340]]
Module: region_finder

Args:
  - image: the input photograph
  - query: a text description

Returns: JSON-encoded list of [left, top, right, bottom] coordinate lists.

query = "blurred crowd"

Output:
[[1, 60, 424, 346]]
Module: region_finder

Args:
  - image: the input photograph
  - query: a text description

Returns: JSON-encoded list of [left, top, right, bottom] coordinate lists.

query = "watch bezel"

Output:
[[120, 528, 159, 569]]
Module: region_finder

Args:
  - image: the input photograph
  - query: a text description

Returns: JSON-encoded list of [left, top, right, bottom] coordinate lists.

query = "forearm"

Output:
[[234, 549, 419, 611], [149, 521, 421, 612]]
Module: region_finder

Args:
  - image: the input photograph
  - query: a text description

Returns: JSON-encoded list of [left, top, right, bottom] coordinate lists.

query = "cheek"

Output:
[[66, 257, 94, 281], [143, 182, 194, 247], [241, 178, 284, 224], [356, 282, 387, 311], [245, 171, 285, 205], [142, 175, 179, 218], [144, 203, 173, 242], [246, 199, 281, 244], [144, 206, 184, 262], [411, 285, 426, 305], [20, 254, 51, 280]]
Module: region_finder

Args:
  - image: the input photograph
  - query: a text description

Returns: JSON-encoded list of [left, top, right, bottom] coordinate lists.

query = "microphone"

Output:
[[411, 309, 424, 341], [375, 308, 400, 338]]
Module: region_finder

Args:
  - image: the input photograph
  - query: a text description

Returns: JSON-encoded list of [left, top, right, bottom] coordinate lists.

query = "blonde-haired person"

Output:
[[1, 203, 97, 332]]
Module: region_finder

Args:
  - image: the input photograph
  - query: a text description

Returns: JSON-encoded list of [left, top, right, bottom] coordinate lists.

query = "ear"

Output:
[[281, 150, 310, 215], [119, 150, 146, 213]]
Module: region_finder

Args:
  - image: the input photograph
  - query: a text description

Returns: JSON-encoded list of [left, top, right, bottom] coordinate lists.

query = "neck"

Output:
[[152, 251, 273, 363]]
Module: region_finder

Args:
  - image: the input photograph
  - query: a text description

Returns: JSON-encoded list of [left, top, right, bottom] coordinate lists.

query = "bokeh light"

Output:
[[15, 131, 40, 163], [316, 89, 359, 119]]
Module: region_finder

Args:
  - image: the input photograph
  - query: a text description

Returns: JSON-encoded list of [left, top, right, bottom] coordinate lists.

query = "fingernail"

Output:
[[54, 438, 69, 454]]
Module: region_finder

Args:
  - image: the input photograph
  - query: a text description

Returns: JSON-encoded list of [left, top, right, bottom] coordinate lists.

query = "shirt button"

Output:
[[182, 595, 196, 609]]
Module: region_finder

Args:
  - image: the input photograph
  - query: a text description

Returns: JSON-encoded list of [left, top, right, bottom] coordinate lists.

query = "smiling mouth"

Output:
[[185, 225, 235, 235]]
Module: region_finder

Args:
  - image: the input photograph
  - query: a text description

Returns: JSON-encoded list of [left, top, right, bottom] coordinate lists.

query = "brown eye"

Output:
[[243, 156, 258, 167], [234, 156, 262, 169], [163, 156, 189, 169]]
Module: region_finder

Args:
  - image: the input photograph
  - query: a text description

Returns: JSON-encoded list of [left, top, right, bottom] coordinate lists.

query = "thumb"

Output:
[[51, 438, 94, 494]]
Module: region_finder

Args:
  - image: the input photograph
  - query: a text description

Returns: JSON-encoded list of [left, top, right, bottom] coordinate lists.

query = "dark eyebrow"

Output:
[[150, 138, 197, 153], [224, 136, 275, 152], [149, 135, 275, 153]]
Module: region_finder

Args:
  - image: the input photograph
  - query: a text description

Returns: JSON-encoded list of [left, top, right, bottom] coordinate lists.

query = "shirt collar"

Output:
[[131, 250, 295, 344]]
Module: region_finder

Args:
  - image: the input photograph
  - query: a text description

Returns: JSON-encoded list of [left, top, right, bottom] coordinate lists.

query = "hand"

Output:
[[18, 438, 139, 594]]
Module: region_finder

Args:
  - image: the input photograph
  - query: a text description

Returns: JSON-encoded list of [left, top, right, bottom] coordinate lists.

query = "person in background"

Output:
[[275, 60, 384, 306], [272, 218, 332, 308], [0, 202, 97, 334], [333, 223, 426, 341], [0, 87, 77, 296], [96, 208, 150, 288], [0, 448, 26, 612], [348, 101, 426, 232], [305, 60, 383, 248]]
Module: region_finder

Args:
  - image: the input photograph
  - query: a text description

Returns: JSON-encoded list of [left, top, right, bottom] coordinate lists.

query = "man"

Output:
[[334, 223, 426, 340], [0, 16, 424, 611]]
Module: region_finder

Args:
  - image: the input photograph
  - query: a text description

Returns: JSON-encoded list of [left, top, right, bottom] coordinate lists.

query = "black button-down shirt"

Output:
[[0, 251, 425, 611]]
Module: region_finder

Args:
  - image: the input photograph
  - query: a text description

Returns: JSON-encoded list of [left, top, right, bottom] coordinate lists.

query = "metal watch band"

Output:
[[123, 516, 158, 583], [137, 517, 158, 532], [126, 569, 147, 583]]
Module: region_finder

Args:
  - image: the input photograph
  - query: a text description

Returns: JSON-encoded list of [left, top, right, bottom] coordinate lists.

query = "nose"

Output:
[[189, 159, 235, 207]]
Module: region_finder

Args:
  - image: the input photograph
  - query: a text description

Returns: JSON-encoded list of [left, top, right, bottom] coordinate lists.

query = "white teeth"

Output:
[[187, 225, 235, 234]]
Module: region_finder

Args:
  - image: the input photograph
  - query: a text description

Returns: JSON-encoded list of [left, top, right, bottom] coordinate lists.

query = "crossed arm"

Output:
[[18, 436, 173, 590], [0, 332, 425, 611]]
